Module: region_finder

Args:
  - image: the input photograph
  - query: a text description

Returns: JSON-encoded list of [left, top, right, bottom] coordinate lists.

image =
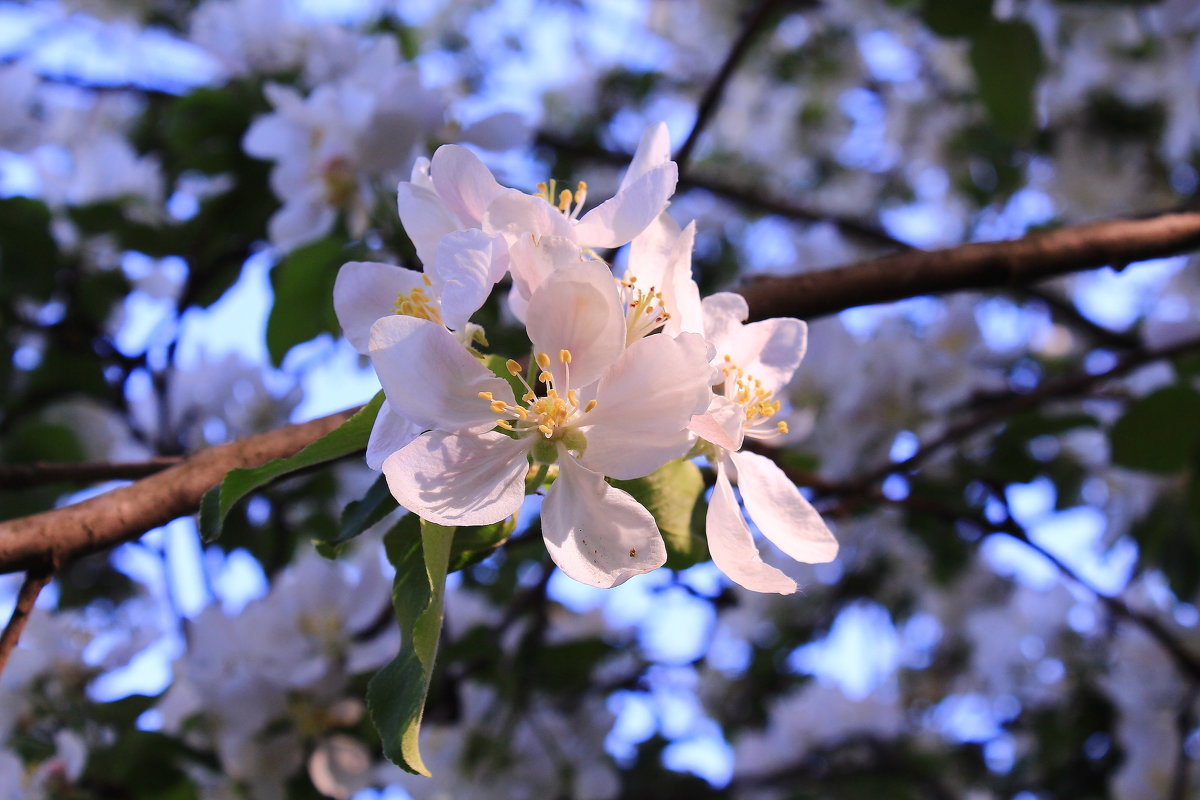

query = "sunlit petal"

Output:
[[729, 450, 838, 564]]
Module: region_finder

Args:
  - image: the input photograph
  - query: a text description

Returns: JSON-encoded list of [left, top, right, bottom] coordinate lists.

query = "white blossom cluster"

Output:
[[335, 122, 839, 594]]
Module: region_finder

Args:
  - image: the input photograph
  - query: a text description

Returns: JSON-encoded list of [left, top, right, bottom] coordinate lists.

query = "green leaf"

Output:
[[1109, 385, 1200, 474], [449, 515, 517, 572], [611, 458, 708, 570], [333, 473, 400, 545], [368, 516, 455, 776], [266, 237, 345, 367], [969, 20, 1044, 141], [199, 393, 383, 542], [484, 353, 528, 404], [920, 0, 992, 37], [0, 197, 59, 302]]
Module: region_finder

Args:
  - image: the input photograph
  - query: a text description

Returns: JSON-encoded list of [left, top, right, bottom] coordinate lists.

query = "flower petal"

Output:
[[729, 450, 838, 564], [541, 453, 665, 588], [506, 233, 585, 320], [619, 122, 672, 193], [526, 259, 625, 390], [369, 315, 513, 433], [722, 317, 808, 395], [333, 262, 425, 353], [701, 292, 750, 347], [429, 144, 505, 227], [688, 395, 745, 452], [382, 431, 528, 526], [395, 181, 458, 266], [483, 188, 573, 242], [573, 162, 678, 249], [707, 463, 797, 594], [427, 229, 509, 330], [579, 332, 713, 479], [365, 400, 421, 470]]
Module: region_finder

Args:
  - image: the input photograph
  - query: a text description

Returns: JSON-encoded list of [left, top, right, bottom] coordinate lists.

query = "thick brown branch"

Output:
[[739, 211, 1200, 321], [0, 407, 359, 576], [0, 569, 53, 678], [0, 457, 183, 489]]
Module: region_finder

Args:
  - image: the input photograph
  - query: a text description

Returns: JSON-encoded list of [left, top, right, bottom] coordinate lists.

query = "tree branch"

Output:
[[739, 211, 1200, 321], [0, 568, 53, 677], [674, 0, 798, 175], [0, 406, 360, 576], [536, 130, 909, 250], [0, 457, 183, 489]]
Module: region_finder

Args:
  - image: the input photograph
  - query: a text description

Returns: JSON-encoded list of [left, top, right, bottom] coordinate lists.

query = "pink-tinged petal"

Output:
[[506, 233, 585, 320], [268, 195, 335, 252], [729, 450, 838, 564], [688, 395, 745, 452], [427, 230, 509, 330], [365, 400, 421, 470], [333, 262, 425, 353], [664, 221, 702, 336], [619, 122, 673, 193], [483, 189, 573, 242], [627, 211, 677, 287], [369, 315, 513, 433], [722, 318, 808, 395], [579, 332, 713, 480], [573, 162, 678, 249], [382, 431, 528, 526], [458, 111, 533, 152], [541, 453, 665, 588], [395, 181, 458, 266], [707, 463, 797, 595], [526, 260, 625, 390], [701, 292, 750, 349], [429, 145, 505, 227]]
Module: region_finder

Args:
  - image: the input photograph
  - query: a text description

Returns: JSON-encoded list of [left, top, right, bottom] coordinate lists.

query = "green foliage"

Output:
[[449, 515, 517, 572], [266, 237, 348, 366], [0, 197, 60, 303], [322, 473, 400, 554], [368, 516, 455, 776], [1109, 385, 1200, 473], [611, 458, 708, 570], [919, 0, 992, 37], [198, 392, 383, 542], [969, 21, 1045, 141]]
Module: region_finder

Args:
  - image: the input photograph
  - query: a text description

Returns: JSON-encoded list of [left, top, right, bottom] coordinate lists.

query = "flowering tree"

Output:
[[1, 1, 1200, 798]]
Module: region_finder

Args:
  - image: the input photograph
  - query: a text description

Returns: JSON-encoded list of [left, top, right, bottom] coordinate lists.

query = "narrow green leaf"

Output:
[[969, 20, 1044, 141], [448, 515, 517, 572], [1110, 385, 1200, 474], [199, 393, 383, 542], [334, 474, 400, 544], [368, 517, 455, 776], [266, 237, 345, 367], [611, 458, 708, 570]]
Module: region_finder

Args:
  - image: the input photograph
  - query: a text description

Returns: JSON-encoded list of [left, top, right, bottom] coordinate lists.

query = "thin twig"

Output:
[[0, 569, 53, 679], [0, 457, 183, 489], [674, 0, 799, 175], [834, 333, 1200, 496], [1170, 683, 1199, 800], [1016, 285, 1141, 350]]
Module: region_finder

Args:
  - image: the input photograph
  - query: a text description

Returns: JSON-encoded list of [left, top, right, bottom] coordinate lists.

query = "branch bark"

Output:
[[738, 211, 1200, 321], [0, 457, 183, 489], [0, 569, 53, 676], [0, 407, 359, 576]]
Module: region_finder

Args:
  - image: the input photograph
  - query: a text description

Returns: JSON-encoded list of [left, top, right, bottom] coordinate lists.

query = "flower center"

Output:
[[321, 155, 357, 206], [616, 274, 670, 344], [720, 354, 788, 438], [534, 178, 588, 221], [478, 350, 596, 444], [392, 276, 444, 325]]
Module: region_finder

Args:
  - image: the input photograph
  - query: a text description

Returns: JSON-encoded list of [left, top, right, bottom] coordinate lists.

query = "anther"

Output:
[[538, 424, 554, 437], [559, 349, 572, 363], [567, 389, 578, 407], [505, 359, 522, 376], [777, 421, 789, 434], [490, 401, 508, 413], [477, 391, 493, 400], [538, 371, 552, 383], [497, 420, 514, 430], [584, 399, 597, 412], [535, 352, 551, 369]]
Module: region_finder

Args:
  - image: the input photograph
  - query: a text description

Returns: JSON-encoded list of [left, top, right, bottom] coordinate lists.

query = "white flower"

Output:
[[689, 293, 838, 594], [371, 260, 712, 588], [243, 38, 447, 250]]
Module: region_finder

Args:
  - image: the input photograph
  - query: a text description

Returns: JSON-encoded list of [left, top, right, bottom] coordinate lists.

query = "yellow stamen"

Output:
[[535, 352, 551, 369], [538, 371, 552, 383], [559, 349, 572, 363], [567, 389, 579, 407], [490, 400, 508, 413], [777, 421, 789, 434], [506, 359, 522, 376], [538, 424, 554, 437], [584, 399, 597, 413], [558, 188, 572, 212], [477, 391, 493, 400], [496, 419, 514, 430]]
